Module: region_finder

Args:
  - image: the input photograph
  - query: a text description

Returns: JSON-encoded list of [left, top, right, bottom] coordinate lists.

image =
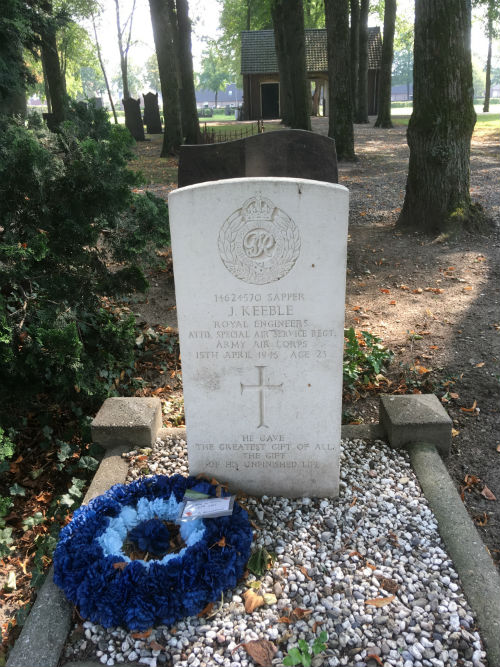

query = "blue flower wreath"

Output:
[[53, 475, 253, 631]]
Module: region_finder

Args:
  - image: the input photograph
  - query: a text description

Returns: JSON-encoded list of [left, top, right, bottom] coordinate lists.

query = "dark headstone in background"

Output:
[[123, 97, 145, 141], [42, 112, 57, 132], [92, 97, 103, 109], [178, 129, 338, 188], [143, 92, 162, 134]]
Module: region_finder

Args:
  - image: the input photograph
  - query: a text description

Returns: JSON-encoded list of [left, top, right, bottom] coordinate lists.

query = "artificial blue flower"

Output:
[[128, 518, 171, 556], [53, 474, 253, 631]]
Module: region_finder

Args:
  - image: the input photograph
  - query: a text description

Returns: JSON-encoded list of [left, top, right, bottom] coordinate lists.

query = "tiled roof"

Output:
[[241, 27, 381, 74]]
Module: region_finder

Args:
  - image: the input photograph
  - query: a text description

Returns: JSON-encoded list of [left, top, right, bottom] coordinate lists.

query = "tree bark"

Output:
[[271, 0, 311, 130], [398, 0, 484, 235], [483, 8, 492, 113], [375, 0, 396, 128], [311, 80, 321, 115], [355, 0, 369, 123], [41, 51, 52, 113], [92, 13, 118, 124], [325, 0, 355, 159], [350, 0, 360, 119], [174, 0, 201, 143], [148, 0, 183, 156], [271, 1, 292, 125], [40, 13, 66, 125], [114, 0, 135, 101]]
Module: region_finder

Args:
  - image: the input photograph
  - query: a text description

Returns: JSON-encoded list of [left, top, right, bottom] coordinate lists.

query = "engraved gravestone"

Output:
[[168, 177, 348, 497]]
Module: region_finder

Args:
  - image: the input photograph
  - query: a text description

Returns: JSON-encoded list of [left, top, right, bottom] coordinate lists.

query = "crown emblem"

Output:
[[242, 195, 274, 222]]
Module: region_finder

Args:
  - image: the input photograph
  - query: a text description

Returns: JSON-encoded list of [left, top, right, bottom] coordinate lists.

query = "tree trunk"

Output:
[[311, 80, 321, 115], [271, 1, 292, 125], [350, 0, 360, 119], [271, 0, 311, 130], [40, 16, 66, 125], [114, 0, 131, 100], [375, 0, 396, 128], [41, 51, 52, 113], [325, 0, 355, 160], [174, 0, 201, 143], [148, 0, 183, 156], [92, 13, 118, 124], [398, 0, 484, 235], [483, 9, 492, 113], [355, 0, 369, 123]]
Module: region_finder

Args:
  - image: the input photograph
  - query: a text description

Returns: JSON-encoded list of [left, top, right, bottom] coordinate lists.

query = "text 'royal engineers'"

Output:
[[168, 178, 348, 497]]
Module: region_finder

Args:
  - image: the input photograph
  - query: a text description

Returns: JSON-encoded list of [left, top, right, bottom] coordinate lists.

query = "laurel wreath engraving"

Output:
[[218, 195, 301, 285]]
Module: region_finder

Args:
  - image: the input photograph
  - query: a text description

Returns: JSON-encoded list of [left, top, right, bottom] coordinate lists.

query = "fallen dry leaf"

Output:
[[496, 444, 500, 453], [452, 429, 460, 437], [365, 595, 395, 608], [367, 655, 384, 666], [290, 607, 313, 620], [131, 629, 152, 639], [197, 602, 214, 617], [242, 589, 265, 613], [376, 576, 399, 594], [474, 512, 489, 526], [461, 400, 477, 413], [278, 616, 292, 624], [464, 474, 481, 487], [149, 640, 165, 651], [299, 566, 312, 580], [112, 562, 127, 570], [262, 593, 277, 605], [481, 486, 497, 501], [413, 288, 423, 294], [211, 536, 227, 548], [238, 639, 277, 667], [475, 362, 485, 368]]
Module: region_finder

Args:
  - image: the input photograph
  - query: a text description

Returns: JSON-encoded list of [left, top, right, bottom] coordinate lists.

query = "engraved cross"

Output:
[[240, 365, 283, 429]]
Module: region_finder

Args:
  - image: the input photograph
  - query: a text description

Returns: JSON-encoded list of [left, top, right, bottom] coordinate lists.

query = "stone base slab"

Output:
[[91, 397, 162, 450], [379, 394, 452, 457]]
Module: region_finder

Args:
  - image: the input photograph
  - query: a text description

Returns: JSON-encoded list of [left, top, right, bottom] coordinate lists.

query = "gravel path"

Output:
[[63, 436, 487, 667]]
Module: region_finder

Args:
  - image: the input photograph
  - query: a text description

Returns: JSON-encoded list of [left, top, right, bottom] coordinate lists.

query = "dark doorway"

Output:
[[261, 83, 279, 119]]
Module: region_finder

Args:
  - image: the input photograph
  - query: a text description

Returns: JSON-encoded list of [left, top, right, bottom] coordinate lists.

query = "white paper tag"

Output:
[[179, 496, 235, 521]]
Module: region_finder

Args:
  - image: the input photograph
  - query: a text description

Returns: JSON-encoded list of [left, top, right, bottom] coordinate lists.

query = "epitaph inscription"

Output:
[[168, 178, 349, 497], [218, 195, 300, 285]]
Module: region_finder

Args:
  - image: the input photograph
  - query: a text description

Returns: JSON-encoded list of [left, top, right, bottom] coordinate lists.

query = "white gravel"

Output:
[[62, 435, 487, 667]]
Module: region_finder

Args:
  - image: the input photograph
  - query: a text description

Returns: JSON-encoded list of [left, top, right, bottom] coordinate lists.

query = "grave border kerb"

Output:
[[6, 395, 500, 667]]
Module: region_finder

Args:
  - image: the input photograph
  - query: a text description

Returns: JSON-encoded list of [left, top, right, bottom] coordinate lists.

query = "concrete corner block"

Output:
[[91, 397, 162, 450], [379, 394, 452, 457]]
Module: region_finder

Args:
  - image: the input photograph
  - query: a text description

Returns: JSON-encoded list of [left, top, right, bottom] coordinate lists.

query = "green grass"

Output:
[[389, 112, 499, 136], [475, 113, 500, 130]]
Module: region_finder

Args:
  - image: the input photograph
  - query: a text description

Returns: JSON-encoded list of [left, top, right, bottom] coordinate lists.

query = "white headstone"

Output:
[[168, 178, 348, 497]]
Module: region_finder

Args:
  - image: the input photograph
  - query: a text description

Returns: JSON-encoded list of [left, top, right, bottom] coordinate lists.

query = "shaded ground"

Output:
[[132, 117, 500, 568]]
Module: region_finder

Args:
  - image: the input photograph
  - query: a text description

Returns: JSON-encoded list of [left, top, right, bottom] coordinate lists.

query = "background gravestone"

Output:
[[123, 97, 145, 141], [178, 130, 338, 187], [143, 92, 162, 134], [168, 177, 348, 497]]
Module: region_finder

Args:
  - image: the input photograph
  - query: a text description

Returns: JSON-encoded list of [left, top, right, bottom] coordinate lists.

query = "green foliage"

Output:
[[197, 43, 233, 102], [343, 328, 393, 395], [0, 497, 13, 528], [0, 0, 35, 111], [283, 632, 328, 667], [0, 103, 170, 423], [247, 547, 275, 576]]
